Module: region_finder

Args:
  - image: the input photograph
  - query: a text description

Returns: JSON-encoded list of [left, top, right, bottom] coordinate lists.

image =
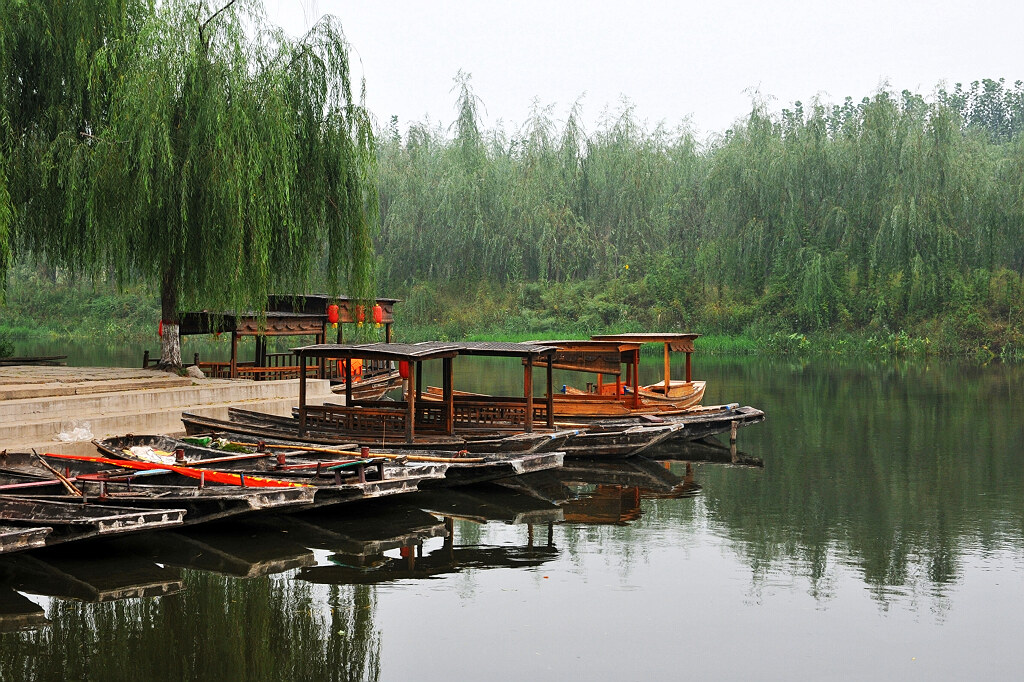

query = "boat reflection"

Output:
[[0, 586, 48, 632], [497, 457, 702, 524], [297, 491, 560, 585], [0, 546, 183, 605]]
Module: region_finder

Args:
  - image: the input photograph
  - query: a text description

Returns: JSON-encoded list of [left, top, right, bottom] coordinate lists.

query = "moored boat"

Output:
[[96, 433, 565, 490]]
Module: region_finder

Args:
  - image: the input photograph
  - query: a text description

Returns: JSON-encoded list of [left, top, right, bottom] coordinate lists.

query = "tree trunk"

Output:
[[158, 266, 181, 369]]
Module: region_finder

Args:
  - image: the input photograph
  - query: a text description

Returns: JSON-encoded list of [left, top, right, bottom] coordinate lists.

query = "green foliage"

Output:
[[1, 0, 377, 364], [0, 327, 12, 356]]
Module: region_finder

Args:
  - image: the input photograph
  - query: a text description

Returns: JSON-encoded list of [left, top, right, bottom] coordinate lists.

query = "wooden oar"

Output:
[[225, 440, 484, 464], [40, 452, 312, 488], [32, 450, 83, 497]]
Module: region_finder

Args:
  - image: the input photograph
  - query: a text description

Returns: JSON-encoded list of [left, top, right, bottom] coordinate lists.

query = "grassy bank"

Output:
[[2, 273, 1021, 361]]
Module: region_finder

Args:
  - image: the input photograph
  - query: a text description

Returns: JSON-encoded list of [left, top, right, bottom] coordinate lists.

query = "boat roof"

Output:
[[293, 343, 459, 362], [437, 341, 556, 358], [592, 333, 700, 353], [527, 339, 643, 352], [526, 340, 642, 375]]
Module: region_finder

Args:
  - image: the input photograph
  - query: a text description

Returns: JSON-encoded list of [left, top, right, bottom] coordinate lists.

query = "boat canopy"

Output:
[[526, 340, 643, 375], [591, 333, 700, 354], [291, 341, 557, 440], [293, 342, 459, 363]]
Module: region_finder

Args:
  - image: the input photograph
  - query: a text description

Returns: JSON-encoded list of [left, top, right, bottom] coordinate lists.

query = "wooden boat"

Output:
[[582, 403, 767, 445], [0, 496, 184, 547], [526, 336, 706, 417], [184, 407, 576, 455], [0, 525, 50, 556], [95, 434, 565, 490], [0, 452, 318, 525], [196, 340, 690, 458], [1, 448, 442, 512]]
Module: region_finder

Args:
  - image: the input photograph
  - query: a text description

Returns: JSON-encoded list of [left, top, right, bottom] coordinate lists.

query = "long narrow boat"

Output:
[[0, 525, 51, 556], [418, 335, 764, 444], [1, 450, 442, 512], [0, 451, 317, 524], [0, 496, 184, 548], [187, 341, 689, 458], [95, 434, 565, 490]]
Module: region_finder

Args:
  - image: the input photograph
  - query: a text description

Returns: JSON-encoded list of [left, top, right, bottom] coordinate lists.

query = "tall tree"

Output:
[[0, 0, 149, 304], [2, 0, 377, 366]]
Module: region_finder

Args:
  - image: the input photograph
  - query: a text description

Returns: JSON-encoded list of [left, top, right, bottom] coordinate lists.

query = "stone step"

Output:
[[5, 396, 310, 453], [0, 379, 318, 422], [0, 376, 194, 400], [0, 379, 332, 450]]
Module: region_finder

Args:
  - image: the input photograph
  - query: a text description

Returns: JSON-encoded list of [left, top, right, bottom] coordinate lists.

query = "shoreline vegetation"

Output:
[[1, 273, 1018, 362], [3, 75, 1023, 363]]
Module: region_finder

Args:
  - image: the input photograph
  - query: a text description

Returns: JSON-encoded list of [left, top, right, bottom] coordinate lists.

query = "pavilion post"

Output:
[[415, 361, 423, 401], [545, 353, 554, 428], [229, 332, 238, 379], [442, 357, 454, 435], [663, 342, 671, 393], [633, 349, 640, 409], [406, 361, 416, 443], [685, 352, 692, 383], [344, 358, 353, 406], [317, 330, 326, 379], [524, 355, 534, 433], [298, 352, 307, 437]]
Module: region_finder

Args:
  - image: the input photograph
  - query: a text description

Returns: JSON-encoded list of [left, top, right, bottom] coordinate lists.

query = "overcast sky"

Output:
[[266, 0, 1024, 138]]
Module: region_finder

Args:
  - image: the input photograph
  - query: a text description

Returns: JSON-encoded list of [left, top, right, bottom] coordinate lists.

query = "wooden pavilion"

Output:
[[292, 342, 557, 442]]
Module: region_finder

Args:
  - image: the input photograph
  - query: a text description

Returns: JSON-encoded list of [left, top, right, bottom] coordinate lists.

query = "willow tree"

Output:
[[88, 0, 375, 366], [0, 0, 151, 303]]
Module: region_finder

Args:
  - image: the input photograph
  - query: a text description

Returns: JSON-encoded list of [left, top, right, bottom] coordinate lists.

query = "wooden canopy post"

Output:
[[229, 332, 238, 378], [298, 352, 307, 437], [545, 353, 554, 428], [317, 330, 326, 379], [406, 361, 416, 443], [344, 358, 353, 406], [524, 355, 534, 433], [415, 361, 423, 401], [442, 357, 454, 435], [685, 352, 692, 383], [633, 349, 640, 409], [663, 342, 671, 393]]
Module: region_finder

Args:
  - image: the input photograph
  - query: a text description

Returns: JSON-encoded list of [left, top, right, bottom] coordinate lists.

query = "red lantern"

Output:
[[372, 303, 384, 326], [157, 320, 163, 337], [327, 304, 339, 325], [399, 361, 410, 379], [356, 305, 365, 325]]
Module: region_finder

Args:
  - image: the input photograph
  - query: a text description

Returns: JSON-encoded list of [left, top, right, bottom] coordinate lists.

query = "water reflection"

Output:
[[2, 355, 1023, 678]]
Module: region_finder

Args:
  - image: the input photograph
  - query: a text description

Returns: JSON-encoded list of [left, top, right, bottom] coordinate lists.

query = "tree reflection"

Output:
[[675, 356, 1024, 604], [0, 572, 380, 682]]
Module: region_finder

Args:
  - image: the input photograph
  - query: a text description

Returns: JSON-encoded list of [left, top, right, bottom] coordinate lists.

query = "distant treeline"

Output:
[[374, 77, 1024, 356], [4, 77, 1023, 357]]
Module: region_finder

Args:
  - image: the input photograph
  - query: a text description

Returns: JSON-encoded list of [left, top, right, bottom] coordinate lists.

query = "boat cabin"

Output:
[[590, 333, 700, 392], [530, 334, 706, 416], [292, 342, 558, 442]]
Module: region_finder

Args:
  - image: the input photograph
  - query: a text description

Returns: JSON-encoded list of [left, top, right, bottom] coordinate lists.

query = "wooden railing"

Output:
[[301, 395, 548, 437], [144, 350, 394, 381], [302, 402, 450, 435]]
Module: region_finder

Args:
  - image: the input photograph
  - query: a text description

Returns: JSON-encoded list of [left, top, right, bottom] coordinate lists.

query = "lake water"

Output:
[[1, 350, 1022, 680]]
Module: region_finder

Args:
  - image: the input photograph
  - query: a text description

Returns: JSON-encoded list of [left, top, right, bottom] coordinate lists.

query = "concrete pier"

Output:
[[0, 366, 331, 455]]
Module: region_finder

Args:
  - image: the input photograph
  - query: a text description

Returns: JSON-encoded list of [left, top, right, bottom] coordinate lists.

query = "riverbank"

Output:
[[2, 276, 1021, 361]]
